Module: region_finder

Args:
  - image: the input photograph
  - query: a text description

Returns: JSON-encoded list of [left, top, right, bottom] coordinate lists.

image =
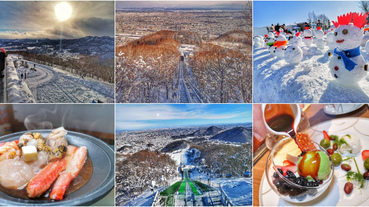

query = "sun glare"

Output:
[[55, 2, 72, 22]]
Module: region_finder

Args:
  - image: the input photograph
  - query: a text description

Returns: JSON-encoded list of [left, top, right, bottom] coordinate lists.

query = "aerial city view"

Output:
[[116, 1, 252, 103], [115, 104, 253, 206], [0, 1, 114, 103]]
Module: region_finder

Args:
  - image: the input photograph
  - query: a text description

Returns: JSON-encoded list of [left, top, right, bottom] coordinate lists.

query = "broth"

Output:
[[0, 156, 93, 200]]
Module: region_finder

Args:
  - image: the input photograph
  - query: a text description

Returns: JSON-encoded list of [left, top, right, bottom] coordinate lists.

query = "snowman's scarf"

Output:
[[333, 46, 360, 71]]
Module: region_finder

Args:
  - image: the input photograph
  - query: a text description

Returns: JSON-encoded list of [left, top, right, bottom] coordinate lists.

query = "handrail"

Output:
[[219, 184, 235, 206], [3, 57, 7, 103]]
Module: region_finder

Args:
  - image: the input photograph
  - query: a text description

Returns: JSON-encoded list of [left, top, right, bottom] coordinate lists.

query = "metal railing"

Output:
[[3, 57, 7, 103], [219, 185, 234, 206]]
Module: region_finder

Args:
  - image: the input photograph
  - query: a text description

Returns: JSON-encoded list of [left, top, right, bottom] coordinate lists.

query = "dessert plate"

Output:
[[324, 104, 365, 116], [260, 117, 369, 206]]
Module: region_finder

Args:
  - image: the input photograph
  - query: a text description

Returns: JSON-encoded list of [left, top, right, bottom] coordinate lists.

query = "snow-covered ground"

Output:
[[220, 178, 252, 206], [253, 40, 369, 103], [6, 57, 35, 103], [123, 186, 166, 206], [8, 55, 114, 103]]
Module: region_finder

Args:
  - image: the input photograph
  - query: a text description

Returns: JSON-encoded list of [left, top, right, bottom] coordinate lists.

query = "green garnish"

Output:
[[344, 157, 364, 188], [335, 138, 348, 147], [329, 135, 338, 140]]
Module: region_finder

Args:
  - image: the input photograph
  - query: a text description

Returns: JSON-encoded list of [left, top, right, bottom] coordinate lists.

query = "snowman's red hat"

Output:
[[332, 12, 368, 29]]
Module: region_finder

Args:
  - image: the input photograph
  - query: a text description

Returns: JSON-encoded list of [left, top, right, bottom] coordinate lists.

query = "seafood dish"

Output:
[[0, 127, 91, 201]]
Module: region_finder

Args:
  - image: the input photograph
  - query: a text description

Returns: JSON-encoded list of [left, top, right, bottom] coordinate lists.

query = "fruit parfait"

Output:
[[266, 133, 334, 203]]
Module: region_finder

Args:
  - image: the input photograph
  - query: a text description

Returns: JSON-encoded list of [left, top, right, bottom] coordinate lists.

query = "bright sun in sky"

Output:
[[55, 2, 72, 22], [156, 113, 160, 117]]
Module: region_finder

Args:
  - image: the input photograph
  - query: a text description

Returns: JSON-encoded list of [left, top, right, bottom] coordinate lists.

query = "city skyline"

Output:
[[116, 1, 246, 10]]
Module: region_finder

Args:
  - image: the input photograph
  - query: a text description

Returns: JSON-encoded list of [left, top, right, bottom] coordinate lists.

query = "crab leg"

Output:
[[50, 146, 87, 200], [27, 146, 77, 198]]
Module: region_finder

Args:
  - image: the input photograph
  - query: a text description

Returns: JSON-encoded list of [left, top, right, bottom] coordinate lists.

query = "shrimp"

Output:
[[0, 141, 21, 162], [26, 145, 77, 198], [50, 146, 87, 200]]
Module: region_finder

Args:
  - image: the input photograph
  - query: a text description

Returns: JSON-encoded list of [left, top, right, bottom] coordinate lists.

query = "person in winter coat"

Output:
[[0, 48, 7, 78], [275, 23, 281, 33]]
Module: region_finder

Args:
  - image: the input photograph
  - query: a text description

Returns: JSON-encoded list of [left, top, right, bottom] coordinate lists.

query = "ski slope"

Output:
[[10, 55, 114, 103]]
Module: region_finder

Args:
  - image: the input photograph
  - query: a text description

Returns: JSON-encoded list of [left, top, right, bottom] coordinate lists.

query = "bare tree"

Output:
[[307, 11, 317, 24], [359, 1, 369, 13], [244, 1, 252, 22]]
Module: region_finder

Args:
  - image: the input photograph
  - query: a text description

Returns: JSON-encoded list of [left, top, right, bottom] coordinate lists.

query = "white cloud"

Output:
[[116, 121, 157, 130], [116, 104, 249, 121]]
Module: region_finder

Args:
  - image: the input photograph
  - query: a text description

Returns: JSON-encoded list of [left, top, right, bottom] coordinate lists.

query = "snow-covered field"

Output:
[[253, 39, 369, 103], [8, 55, 114, 103]]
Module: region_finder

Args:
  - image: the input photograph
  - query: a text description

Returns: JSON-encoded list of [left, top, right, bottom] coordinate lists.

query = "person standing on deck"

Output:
[[0, 48, 7, 79]]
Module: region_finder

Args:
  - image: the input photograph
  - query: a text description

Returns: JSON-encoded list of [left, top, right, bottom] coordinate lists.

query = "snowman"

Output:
[[274, 33, 288, 58], [303, 27, 314, 46], [253, 36, 264, 48], [266, 32, 276, 48], [269, 46, 277, 57], [326, 32, 336, 50], [329, 12, 368, 84], [315, 27, 325, 49], [365, 40, 369, 55], [289, 32, 302, 46], [284, 45, 303, 64]]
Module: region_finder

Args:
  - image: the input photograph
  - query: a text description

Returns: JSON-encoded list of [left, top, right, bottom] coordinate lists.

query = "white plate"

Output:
[[324, 104, 365, 115], [259, 117, 369, 206]]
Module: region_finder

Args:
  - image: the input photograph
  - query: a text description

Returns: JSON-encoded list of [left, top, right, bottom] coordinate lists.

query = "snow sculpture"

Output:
[[289, 32, 302, 46], [303, 27, 313, 46], [269, 46, 277, 57], [328, 12, 368, 84], [326, 32, 336, 50], [284, 45, 303, 64], [266, 32, 276, 48], [315, 27, 325, 49], [274, 34, 288, 58], [253, 36, 264, 48], [365, 40, 369, 55]]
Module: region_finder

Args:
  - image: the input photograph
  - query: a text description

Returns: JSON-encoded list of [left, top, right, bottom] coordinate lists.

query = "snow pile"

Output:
[[6, 57, 35, 103]]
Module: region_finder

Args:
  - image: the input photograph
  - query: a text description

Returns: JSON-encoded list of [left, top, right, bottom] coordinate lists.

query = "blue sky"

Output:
[[116, 104, 252, 131], [254, 1, 361, 27]]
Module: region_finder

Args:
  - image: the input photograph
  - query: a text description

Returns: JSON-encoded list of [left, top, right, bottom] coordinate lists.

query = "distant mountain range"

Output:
[[0, 36, 114, 57], [170, 125, 252, 144], [210, 127, 252, 143], [193, 126, 222, 136]]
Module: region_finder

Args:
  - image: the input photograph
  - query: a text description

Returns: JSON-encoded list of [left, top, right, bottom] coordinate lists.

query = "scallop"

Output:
[[0, 159, 34, 189], [46, 127, 68, 149]]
